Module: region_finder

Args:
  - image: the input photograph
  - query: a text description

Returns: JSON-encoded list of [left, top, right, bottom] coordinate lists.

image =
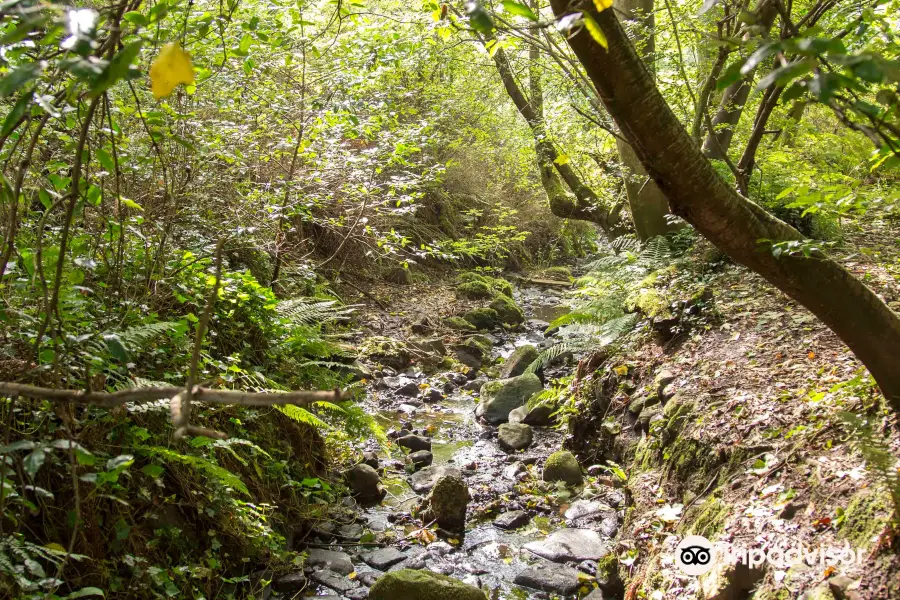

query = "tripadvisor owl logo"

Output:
[[675, 535, 716, 576]]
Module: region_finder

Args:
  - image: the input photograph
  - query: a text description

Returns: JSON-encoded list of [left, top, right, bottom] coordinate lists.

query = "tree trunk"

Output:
[[701, 0, 779, 159], [615, 0, 681, 241], [702, 78, 752, 159], [489, 42, 619, 229], [548, 0, 900, 408]]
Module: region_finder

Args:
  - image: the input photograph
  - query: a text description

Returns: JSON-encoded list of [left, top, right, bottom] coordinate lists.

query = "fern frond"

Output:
[[119, 321, 184, 351], [140, 446, 249, 496], [276, 298, 356, 326], [639, 236, 673, 266], [277, 404, 328, 429], [612, 234, 640, 254], [526, 339, 591, 373]]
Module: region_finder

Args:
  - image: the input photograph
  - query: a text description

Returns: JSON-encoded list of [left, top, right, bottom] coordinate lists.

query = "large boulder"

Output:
[[422, 474, 469, 531], [489, 294, 525, 325], [462, 307, 499, 331], [498, 422, 533, 451], [358, 336, 411, 370], [514, 563, 580, 595], [542, 450, 583, 486], [369, 569, 485, 600], [345, 464, 385, 501], [476, 373, 543, 424], [305, 548, 354, 575], [499, 344, 539, 378]]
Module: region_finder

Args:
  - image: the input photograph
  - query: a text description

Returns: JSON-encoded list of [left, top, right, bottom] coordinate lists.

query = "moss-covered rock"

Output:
[[537, 266, 573, 281], [358, 336, 411, 370], [838, 488, 893, 548], [463, 307, 499, 330], [500, 344, 538, 378], [456, 280, 493, 299], [456, 272, 513, 298], [543, 450, 583, 486], [489, 294, 524, 325], [444, 316, 476, 331], [477, 373, 543, 424], [422, 474, 470, 531], [468, 334, 493, 356], [369, 569, 485, 600]]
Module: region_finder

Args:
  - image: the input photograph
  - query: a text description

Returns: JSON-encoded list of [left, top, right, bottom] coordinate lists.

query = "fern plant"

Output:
[[276, 298, 357, 326]]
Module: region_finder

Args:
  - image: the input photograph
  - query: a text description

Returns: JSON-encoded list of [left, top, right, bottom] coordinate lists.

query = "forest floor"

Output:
[[279, 225, 900, 600]]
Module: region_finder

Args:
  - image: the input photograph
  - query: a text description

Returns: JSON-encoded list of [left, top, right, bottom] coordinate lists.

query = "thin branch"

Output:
[[0, 382, 345, 408]]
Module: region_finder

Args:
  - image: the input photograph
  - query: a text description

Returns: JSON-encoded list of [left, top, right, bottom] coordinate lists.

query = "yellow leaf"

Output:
[[554, 154, 570, 165], [45, 543, 66, 552], [614, 365, 628, 376], [593, 0, 614, 11], [582, 13, 608, 50], [149, 42, 195, 100]]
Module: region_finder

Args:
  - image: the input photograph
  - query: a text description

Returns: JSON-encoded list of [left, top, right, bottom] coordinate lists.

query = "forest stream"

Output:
[[286, 282, 622, 600]]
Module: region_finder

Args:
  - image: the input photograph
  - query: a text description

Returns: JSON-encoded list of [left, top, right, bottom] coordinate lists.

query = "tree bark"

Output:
[[702, 78, 752, 159], [615, 0, 681, 241], [490, 42, 619, 229], [701, 0, 779, 158], [548, 0, 900, 408]]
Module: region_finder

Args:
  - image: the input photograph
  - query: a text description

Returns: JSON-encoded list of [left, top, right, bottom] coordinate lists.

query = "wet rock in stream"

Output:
[[524, 528, 611, 562], [305, 548, 355, 575], [345, 464, 386, 502], [497, 422, 533, 451], [309, 569, 359, 594], [514, 562, 581, 595], [499, 344, 539, 378], [362, 547, 407, 570], [421, 474, 469, 531], [493, 509, 531, 530], [369, 569, 485, 600], [397, 434, 431, 452], [476, 373, 543, 424], [406, 450, 433, 470], [409, 465, 463, 494]]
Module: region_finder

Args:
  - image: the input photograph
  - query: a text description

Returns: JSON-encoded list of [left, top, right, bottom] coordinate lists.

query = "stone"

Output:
[[345, 464, 385, 501], [362, 451, 379, 469], [524, 529, 611, 562], [453, 346, 483, 370], [503, 461, 526, 480], [407, 450, 433, 470], [542, 451, 583, 486], [498, 422, 533, 451], [337, 523, 364, 540], [638, 403, 663, 429], [397, 434, 431, 452], [346, 588, 369, 600], [514, 563, 580, 595], [564, 500, 606, 521], [444, 316, 476, 331], [510, 402, 555, 426], [409, 338, 447, 356], [422, 474, 469, 531], [397, 380, 420, 397], [656, 369, 676, 398], [463, 377, 486, 392], [462, 307, 499, 331], [272, 571, 307, 593], [424, 388, 443, 403], [362, 547, 407, 570], [369, 569, 485, 600], [305, 548, 354, 575], [489, 294, 525, 325], [500, 345, 539, 378], [409, 465, 463, 494], [628, 394, 658, 415], [585, 590, 606, 599], [476, 373, 543, 424], [457, 280, 493, 299], [359, 336, 411, 370], [309, 569, 358, 594], [494, 510, 530, 530]]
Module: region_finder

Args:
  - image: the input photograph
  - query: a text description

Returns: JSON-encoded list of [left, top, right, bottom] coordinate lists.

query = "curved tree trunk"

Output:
[[615, 0, 681, 241], [489, 41, 620, 230], [548, 0, 900, 408]]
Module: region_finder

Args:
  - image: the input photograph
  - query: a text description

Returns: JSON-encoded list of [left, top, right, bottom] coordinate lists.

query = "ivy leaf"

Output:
[[23, 448, 46, 479], [149, 42, 194, 100], [581, 13, 608, 50], [64, 587, 105, 598], [501, 1, 538, 21]]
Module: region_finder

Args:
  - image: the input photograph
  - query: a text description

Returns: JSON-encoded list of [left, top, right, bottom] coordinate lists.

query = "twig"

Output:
[[0, 383, 344, 408]]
